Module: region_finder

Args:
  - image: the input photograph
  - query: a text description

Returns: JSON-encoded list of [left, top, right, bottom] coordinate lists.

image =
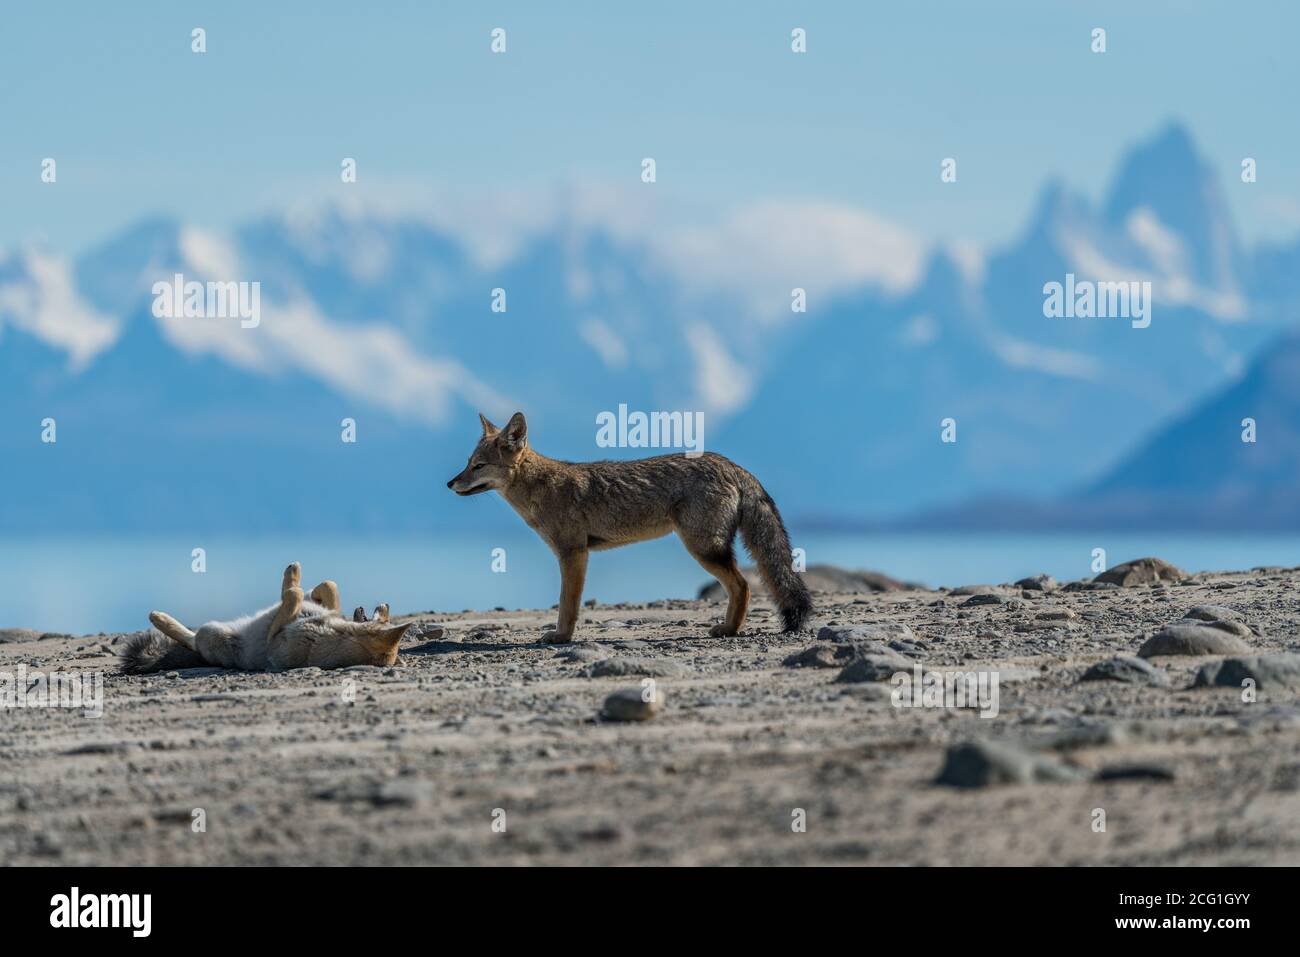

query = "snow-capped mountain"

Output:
[[2, 121, 1297, 532], [719, 121, 1289, 521], [1077, 330, 1300, 529]]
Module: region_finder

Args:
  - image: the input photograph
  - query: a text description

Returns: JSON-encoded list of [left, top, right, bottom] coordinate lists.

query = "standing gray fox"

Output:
[[448, 412, 812, 642]]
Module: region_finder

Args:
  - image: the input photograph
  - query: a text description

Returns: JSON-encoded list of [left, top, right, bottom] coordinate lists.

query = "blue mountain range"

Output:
[[2, 122, 1297, 533]]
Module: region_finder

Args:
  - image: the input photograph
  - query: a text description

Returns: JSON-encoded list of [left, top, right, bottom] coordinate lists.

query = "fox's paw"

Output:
[[353, 606, 368, 622], [309, 579, 340, 611], [282, 562, 302, 591], [541, 629, 574, 644], [373, 603, 390, 622], [709, 623, 739, 638]]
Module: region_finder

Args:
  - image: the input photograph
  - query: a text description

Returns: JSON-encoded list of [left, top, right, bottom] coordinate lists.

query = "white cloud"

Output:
[[579, 318, 629, 369], [0, 250, 119, 371], [156, 228, 509, 423], [264, 187, 929, 325], [273, 205, 398, 282], [654, 201, 926, 322], [256, 302, 509, 425], [899, 313, 938, 347], [157, 295, 509, 426], [179, 226, 242, 280], [685, 323, 753, 414]]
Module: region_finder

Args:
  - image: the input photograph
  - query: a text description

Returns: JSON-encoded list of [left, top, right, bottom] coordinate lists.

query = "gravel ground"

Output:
[[3, 562, 1300, 865]]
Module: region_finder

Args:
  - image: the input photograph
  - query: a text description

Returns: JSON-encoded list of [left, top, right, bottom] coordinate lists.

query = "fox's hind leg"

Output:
[[674, 516, 748, 637], [674, 499, 749, 637], [192, 622, 239, 668], [309, 580, 341, 612], [148, 611, 197, 650], [686, 545, 750, 637], [267, 562, 305, 642]]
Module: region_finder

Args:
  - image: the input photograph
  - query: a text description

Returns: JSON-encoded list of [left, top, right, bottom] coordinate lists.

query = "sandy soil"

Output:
[[3, 564, 1299, 866]]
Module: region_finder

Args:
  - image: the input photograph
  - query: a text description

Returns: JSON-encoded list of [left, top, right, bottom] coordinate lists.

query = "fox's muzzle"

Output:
[[448, 473, 490, 496]]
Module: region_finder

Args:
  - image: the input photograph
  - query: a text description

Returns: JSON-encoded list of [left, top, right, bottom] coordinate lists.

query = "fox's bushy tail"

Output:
[[120, 630, 206, 675], [737, 472, 813, 631]]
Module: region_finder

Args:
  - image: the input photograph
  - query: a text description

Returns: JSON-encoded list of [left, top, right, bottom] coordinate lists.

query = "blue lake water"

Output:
[[2, 531, 1297, 635]]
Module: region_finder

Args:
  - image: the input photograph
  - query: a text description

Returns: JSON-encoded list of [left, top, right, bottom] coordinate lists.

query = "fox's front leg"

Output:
[[267, 562, 304, 642], [309, 580, 341, 612], [542, 547, 588, 644]]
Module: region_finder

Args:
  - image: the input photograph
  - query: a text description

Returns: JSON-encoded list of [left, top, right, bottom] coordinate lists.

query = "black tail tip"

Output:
[[780, 590, 814, 632], [119, 630, 205, 674], [120, 631, 168, 674]]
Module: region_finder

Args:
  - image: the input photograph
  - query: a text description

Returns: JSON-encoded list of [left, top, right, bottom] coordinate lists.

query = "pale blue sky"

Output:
[[4, 0, 1298, 254]]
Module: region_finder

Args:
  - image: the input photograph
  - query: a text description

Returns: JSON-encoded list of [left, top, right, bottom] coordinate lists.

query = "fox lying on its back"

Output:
[[121, 562, 411, 674], [448, 412, 813, 642]]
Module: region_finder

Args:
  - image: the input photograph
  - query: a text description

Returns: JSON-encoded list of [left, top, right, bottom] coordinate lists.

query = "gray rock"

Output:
[[994, 666, 1045, 683], [1180, 617, 1252, 637], [1015, 574, 1058, 591], [698, 564, 919, 600], [836, 682, 894, 701], [960, 593, 1004, 607], [787, 637, 919, 669], [554, 645, 607, 663], [782, 644, 846, 669], [817, 622, 915, 644], [63, 742, 135, 756], [950, 584, 1001, 596], [602, 686, 663, 721], [1036, 609, 1078, 622], [935, 740, 1084, 788], [372, 778, 434, 808], [1138, 624, 1252, 658], [1046, 723, 1131, 750], [1095, 557, 1185, 587], [1095, 764, 1176, 782], [1193, 653, 1300, 691], [1184, 605, 1245, 623], [1080, 655, 1168, 685], [1015, 620, 1065, 633], [835, 655, 911, 684], [888, 638, 926, 658], [585, 656, 689, 678], [1063, 580, 1119, 592]]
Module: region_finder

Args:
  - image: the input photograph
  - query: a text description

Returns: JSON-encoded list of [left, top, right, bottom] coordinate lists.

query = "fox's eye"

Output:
[[472, 463, 485, 471]]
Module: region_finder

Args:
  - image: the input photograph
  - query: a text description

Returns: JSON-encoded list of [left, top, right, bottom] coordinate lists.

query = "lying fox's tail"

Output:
[[120, 624, 206, 675], [737, 472, 813, 631]]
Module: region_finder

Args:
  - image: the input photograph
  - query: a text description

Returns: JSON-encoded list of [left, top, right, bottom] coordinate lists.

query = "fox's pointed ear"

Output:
[[501, 412, 528, 452], [478, 412, 499, 437], [359, 621, 410, 662], [378, 622, 411, 648]]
